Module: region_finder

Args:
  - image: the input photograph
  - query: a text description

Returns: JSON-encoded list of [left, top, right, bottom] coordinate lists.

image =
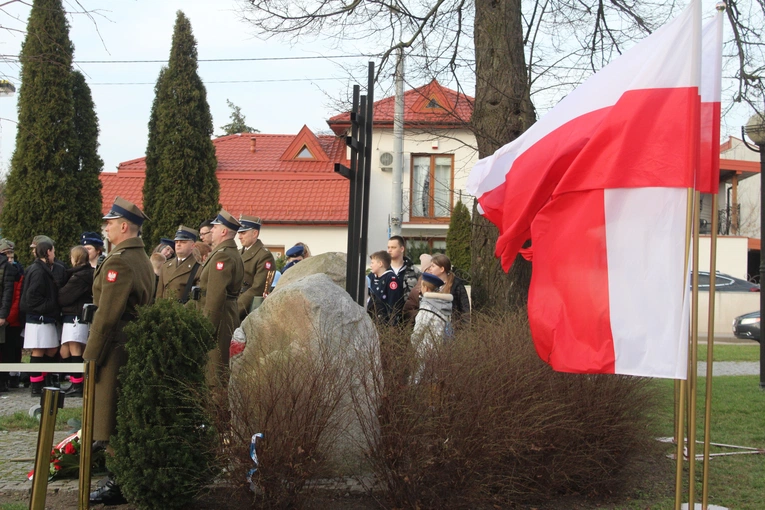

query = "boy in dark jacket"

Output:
[[367, 251, 405, 326]]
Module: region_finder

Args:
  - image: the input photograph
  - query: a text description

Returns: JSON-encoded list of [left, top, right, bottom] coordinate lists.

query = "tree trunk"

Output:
[[470, 0, 536, 311]]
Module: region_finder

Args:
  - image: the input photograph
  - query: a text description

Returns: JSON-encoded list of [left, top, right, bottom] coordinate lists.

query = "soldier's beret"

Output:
[[0, 239, 15, 252]]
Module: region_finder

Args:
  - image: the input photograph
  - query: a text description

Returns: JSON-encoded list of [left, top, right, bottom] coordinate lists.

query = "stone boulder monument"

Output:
[[274, 251, 347, 291], [230, 271, 379, 476]]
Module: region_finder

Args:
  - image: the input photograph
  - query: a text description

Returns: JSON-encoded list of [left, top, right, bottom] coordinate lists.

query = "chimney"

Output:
[[250, 137, 257, 153]]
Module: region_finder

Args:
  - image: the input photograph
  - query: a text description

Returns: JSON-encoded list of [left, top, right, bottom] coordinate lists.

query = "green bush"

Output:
[[446, 200, 472, 282], [110, 299, 217, 510]]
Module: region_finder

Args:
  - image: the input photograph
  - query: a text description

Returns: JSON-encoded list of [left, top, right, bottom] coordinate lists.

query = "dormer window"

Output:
[[295, 145, 314, 159], [426, 98, 441, 109]]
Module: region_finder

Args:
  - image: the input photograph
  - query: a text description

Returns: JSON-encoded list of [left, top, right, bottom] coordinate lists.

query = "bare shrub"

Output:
[[357, 311, 663, 508], [217, 324, 362, 509]]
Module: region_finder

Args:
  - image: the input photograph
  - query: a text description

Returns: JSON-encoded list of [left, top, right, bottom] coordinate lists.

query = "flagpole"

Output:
[[675, 187, 695, 510], [701, 192, 719, 509], [687, 189, 702, 509]]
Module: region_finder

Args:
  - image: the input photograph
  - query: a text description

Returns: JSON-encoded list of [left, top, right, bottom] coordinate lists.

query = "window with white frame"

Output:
[[410, 154, 453, 220]]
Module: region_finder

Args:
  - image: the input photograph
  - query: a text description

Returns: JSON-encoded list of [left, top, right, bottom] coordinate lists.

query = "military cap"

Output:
[[80, 231, 104, 247], [30, 235, 54, 248], [103, 196, 149, 226], [174, 225, 199, 242], [237, 215, 262, 232], [286, 245, 304, 258], [160, 237, 175, 249], [210, 209, 241, 231], [421, 272, 445, 288], [0, 239, 15, 253]]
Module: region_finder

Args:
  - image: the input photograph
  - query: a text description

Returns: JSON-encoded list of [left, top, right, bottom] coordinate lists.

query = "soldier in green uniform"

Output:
[[155, 225, 200, 302], [189, 210, 244, 385], [85, 197, 154, 505], [236, 215, 275, 319]]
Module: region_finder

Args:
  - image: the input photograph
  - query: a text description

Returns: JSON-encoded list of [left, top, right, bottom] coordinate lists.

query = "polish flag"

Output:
[[698, 10, 724, 194], [466, 2, 703, 379]]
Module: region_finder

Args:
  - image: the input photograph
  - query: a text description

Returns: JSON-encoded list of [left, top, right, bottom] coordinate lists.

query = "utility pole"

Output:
[[390, 48, 404, 236]]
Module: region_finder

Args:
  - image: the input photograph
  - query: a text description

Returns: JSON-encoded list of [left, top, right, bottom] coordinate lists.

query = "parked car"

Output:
[[732, 311, 761, 342], [699, 272, 760, 292]]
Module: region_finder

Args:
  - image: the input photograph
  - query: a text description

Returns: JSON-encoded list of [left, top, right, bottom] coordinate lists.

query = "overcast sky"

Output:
[[0, 0, 374, 173], [0, 0, 757, 177]]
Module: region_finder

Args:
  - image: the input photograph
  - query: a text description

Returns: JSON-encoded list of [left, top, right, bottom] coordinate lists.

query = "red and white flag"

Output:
[[466, 2, 704, 379], [698, 10, 724, 194]]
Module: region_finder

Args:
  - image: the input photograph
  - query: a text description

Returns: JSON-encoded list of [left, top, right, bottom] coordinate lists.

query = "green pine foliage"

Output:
[[446, 200, 472, 282], [142, 11, 220, 248], [71, 70, 104, 233], [219, 99, 259, 135], [110, 299, 217, 510], [1, 0, 81, 265]]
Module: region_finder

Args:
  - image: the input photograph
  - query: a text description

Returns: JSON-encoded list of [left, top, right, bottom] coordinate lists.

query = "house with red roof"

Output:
[[328, 79, 476, 256], [101, 125, 350, 258], [102, 79, 477, 258]]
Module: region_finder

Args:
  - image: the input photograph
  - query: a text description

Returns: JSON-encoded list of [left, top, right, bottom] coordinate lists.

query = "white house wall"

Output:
[[721, 137, 761, 239], [697, 236, 750, 280], [241, 226, 348, 258], [367, 128, 477, 254]]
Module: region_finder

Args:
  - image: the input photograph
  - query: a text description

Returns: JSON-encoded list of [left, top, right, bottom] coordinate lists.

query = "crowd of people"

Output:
[[366, 235, 472, 374]]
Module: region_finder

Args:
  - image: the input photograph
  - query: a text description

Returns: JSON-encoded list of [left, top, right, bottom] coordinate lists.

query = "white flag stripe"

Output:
[[700, 12, 724, 102], [466, 3, 699, 198], [605, 187, 689, 379]]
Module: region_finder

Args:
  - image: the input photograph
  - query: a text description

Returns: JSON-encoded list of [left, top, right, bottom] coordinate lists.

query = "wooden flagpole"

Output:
[[701, 191, 719, 508], [687, 190, 702, 508]]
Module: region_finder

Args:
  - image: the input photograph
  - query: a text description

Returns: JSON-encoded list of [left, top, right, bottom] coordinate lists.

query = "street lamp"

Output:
[[742, 110, 765, 389]]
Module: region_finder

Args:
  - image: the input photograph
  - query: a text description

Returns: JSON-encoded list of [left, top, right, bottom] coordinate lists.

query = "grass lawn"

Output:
[[698, 343, 760, 362], [640, 375, 765, 510], [0, 407, 81, 432]]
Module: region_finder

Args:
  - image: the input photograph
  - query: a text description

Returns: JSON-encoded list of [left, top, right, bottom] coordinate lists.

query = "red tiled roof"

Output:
[[327, 79, 474, 135], [101, 129, 350, 224]]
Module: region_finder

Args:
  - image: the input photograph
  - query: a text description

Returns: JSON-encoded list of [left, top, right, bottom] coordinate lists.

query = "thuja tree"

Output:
[[446, 200, 471, 282], [142, 11, 219, 248], [110, 298, 217, 510], [71, 70, 104, 233], [1, 0, 80, 265]]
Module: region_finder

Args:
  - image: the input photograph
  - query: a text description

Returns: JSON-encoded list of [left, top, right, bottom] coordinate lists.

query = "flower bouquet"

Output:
[[27, 431, 106, 481]]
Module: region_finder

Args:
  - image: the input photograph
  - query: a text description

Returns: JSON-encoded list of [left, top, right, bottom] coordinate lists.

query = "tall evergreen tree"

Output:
[[446, 200, 471, 282], [142, 11, 219, 248], [219, 99, 258, 135], [71, 70, 104, 234], [1, 0, 79, 265]]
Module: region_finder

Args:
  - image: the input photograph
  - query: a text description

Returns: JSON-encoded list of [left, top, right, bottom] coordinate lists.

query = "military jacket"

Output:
[[237, 239, 275, 319], [83, 237, 154, 366], [155, 255, 199, 302], [190, 238, 244, 381]]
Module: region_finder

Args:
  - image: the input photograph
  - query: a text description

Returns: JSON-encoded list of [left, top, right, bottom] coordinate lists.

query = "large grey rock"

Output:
[[230, 273, 379, 476], [274, 252, 347, 291]]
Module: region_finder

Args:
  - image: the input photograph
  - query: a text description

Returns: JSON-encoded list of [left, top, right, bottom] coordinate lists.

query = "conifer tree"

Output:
[[71, 70, 104, 233], [1, 0, 79, 265], [142, 12, 219, 248], [220, 99, 259, 135], [446, 200, 472, 282]]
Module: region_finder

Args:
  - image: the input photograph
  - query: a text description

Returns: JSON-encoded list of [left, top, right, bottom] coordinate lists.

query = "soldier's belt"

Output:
[[199, 289, 238, 300]]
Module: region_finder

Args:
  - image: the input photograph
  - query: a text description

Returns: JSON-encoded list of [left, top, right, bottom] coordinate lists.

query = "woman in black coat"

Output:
[[20, 241, 60, 395], [58, 246, 94, 396], [429, 254, 471, 327]]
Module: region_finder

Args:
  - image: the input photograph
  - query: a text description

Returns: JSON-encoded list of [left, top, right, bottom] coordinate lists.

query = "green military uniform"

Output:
[[155, 255, 199, 301], [83, 236, 154, 441], [237, 239, 275, 319], [191, 238, 244, 383]]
